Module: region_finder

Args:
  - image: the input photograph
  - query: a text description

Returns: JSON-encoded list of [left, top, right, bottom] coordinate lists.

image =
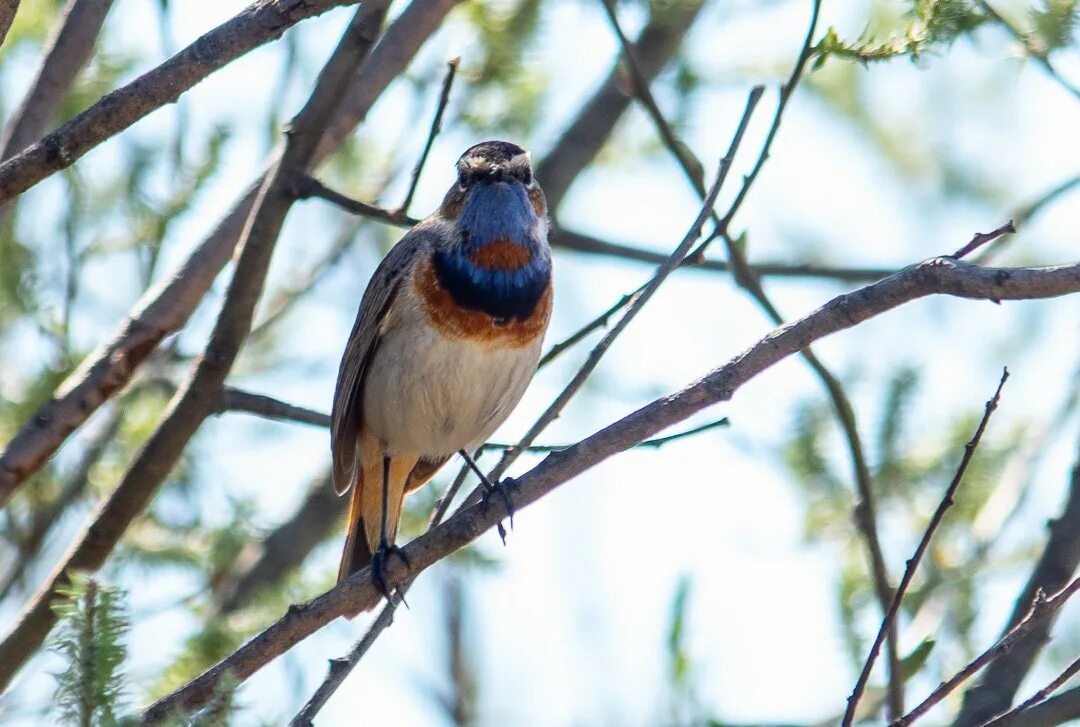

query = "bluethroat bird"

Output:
[[331, 140, 552, 606]]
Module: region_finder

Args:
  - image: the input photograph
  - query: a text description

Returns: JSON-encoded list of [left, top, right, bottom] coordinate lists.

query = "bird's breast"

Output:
[[414, 245, 552, 348]]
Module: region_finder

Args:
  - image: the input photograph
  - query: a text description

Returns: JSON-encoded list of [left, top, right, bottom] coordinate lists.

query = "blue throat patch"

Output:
[[434, 182, 550, 322]]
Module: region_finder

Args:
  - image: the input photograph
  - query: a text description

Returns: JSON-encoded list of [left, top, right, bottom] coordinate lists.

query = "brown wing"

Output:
[[330, 223, 437, 496]]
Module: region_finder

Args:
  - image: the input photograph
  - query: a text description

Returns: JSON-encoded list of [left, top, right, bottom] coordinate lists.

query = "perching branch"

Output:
[[843, 368, 1010, 726], [143, 253, 1080, 721], [0, 2, 391, 692]]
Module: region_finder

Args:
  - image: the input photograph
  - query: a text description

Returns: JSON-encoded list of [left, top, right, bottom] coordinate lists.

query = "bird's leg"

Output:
[[458, 449, 515, 544], [371, 455, 409, 605]]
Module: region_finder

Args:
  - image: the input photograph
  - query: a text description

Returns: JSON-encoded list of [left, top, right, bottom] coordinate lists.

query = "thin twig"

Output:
[[979, 655, 1080, 727], [289, 173, 418, 227], [892, 577, 1080, 727], [956, 433, 1080, 726], [215, 385, 728, 450], [843, 368, 1010, 726], [951, 220, 1017, 260], [395, 57, 459, 217], [143, 253, 1080, 720]]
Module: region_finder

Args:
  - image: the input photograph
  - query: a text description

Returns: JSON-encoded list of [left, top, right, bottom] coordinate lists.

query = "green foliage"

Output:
[[457, 0, 546, 135], [49, 573, 129, 727], [814, 0, 988, 67], [1030, 0, 1080, 50]]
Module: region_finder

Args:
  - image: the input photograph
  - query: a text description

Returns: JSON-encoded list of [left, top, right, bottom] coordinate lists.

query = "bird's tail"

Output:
[[338, 477, 374, 587]]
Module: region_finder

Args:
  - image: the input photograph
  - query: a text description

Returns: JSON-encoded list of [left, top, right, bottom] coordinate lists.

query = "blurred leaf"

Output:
[[899, 637, 936, 680]]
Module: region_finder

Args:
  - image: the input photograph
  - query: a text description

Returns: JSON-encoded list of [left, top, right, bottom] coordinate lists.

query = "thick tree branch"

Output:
[[0, 0, 115, 161], [0, 1, 18, 49], [0, 0, 390, 203], [0, 2, 391, 692], [0, 0, 460, 506], [844, 369, 1009, 725], [143, 253, 1080, 721]]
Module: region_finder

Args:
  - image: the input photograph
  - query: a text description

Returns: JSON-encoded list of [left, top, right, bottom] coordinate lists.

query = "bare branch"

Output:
[[1009, 686, 1080, 727], [0, 2, 391, 691], [143, 254, 1080, 720], [844, 368, 1010, 726], [0, 0, 460, 506], [0, 0, 115, 161], [217, 387, 330, 428], [395, 57, 458, 217], [951, 221, 1017, 260], [980, 655, 1080, 727], [555, 227, 895, 283], [893, 576, 1080, 727], [214, 385, 728, 452], [0, 0, 397, 203]]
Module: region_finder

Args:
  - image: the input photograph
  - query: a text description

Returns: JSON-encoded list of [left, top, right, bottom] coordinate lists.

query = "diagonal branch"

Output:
[[0, 0, 388, 204], [0, 0, 115, 162], [0, 1, 391, 692], [979, 654, 1080, 727], [893, 576, 1080, 727], [844, 368, 1010, 725], [0, 0, 461, 507], [143, 253, 1080, 721]]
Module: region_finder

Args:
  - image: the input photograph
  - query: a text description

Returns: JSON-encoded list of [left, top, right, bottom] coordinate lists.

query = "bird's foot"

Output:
[[371, 540, 410, 606], [480, 477, 517, 545]]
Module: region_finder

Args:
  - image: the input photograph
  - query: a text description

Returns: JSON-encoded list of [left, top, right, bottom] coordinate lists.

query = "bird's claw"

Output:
[[371, 541, 410, 606], [480, 477, 516, 545]]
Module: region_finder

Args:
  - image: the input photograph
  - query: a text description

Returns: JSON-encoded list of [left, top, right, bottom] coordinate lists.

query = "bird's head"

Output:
[[438, 141, 548, 243]]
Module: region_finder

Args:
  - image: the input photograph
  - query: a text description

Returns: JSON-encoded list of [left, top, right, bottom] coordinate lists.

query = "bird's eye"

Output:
[[458, 169, 473, 188], [519, 167, 532, 186]]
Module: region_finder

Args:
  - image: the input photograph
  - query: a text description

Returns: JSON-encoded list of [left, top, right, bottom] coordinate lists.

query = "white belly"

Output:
[[362, 316, 542, 457]]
